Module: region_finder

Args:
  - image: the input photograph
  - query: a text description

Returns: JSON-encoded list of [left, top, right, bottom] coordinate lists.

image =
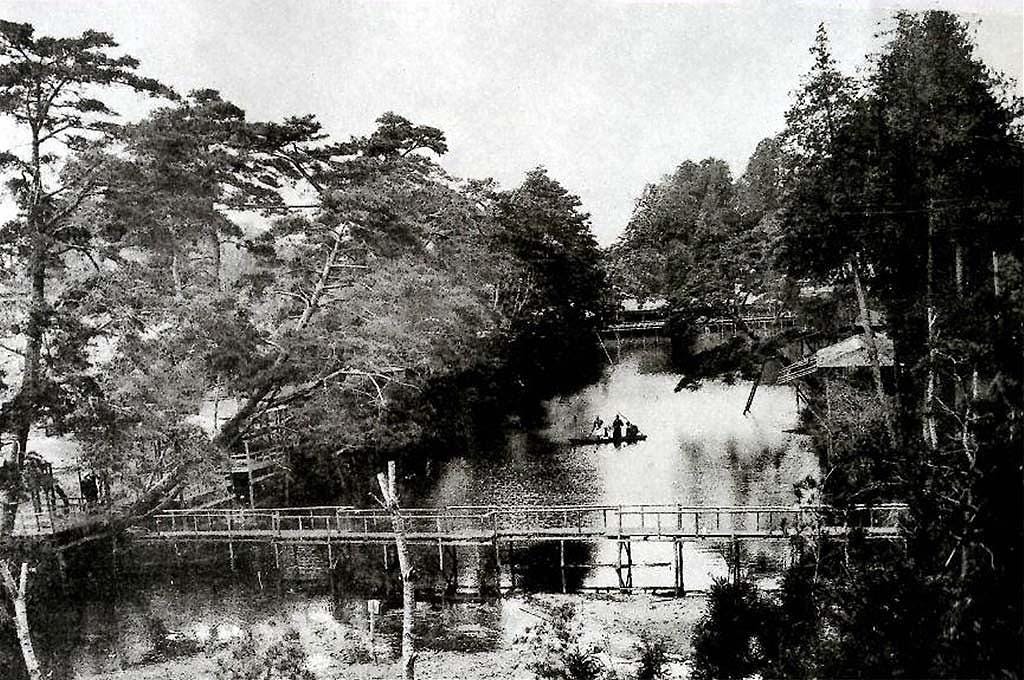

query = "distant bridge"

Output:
[[600, 314, 800, 340]]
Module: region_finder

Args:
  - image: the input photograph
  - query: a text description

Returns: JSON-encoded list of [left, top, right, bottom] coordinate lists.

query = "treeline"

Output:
[[0, 21, 606, 509], [605, 114, 795, 385], [631, 13, 1020, 679], [607, 145, 786, 323]]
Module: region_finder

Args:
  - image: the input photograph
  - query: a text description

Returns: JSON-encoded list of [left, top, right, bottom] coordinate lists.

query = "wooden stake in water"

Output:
[[377, 460, 416, 680]]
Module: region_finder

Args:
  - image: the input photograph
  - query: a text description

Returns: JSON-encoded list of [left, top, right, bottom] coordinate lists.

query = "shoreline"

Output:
[[78, 592, 706, 680]]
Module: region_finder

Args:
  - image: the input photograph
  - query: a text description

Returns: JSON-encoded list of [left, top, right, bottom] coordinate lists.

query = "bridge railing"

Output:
[[140, 502, 909, 539], [457, 503, 908, 537], [4, 496, 121, 537]]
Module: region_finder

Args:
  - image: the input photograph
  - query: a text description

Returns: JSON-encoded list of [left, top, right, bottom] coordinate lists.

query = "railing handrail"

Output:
[[147, 502, 909, 523]]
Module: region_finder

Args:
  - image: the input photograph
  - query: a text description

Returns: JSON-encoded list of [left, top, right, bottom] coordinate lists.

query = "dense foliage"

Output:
[[691, 12, 1023, 679], [606, 146, 788, 324], [0, 20, 608, 510]]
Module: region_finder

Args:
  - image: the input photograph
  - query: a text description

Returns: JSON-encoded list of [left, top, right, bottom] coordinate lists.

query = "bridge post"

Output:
[[493, 537, 502, 593], [510, 541, 516, 591], [625, 542, 633, 589], [228, 513, 236, 572], [245, 441, 255, 509], [673, 540, 685, 596], [436, 518, 445, 574], [449, 545, 459, 595], [559, 540, 566, 594], [616, 541, 623, 589], [616, 540, 633, 591]]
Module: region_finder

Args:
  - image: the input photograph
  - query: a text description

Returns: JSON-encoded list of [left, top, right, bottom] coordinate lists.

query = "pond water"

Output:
[[9, 348, 819, 679], [417, 349, 818, 592]]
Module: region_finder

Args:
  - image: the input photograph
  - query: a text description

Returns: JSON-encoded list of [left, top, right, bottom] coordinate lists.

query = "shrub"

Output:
[[519, 603, 606, 680]]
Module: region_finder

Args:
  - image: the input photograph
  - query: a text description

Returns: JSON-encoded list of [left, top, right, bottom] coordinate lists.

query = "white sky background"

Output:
[[0, 0, 1021, 245]]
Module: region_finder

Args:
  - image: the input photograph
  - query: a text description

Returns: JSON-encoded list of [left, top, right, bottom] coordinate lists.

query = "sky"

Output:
[[1, 0, 1021, 245]]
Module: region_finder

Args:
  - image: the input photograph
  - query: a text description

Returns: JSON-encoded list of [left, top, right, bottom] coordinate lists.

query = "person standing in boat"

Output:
[[612, 414, 624, 443]]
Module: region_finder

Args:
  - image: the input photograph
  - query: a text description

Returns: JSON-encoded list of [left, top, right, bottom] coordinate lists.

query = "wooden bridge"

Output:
[[131, 502, 906, 595], [135, 502, 907, 546], [600, 313, 800, 341]]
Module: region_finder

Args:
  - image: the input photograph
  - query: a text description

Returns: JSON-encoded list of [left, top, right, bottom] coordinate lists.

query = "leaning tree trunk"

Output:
[[850, 255, 898, 447], [214, 231, 344, 450], [1, 560, 41, 680]]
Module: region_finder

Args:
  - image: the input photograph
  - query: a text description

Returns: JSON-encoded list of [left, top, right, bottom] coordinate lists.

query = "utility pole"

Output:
[[377, 461, 416, 679]]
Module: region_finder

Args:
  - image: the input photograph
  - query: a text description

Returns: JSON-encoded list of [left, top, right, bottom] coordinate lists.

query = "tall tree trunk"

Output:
[[208, 228, 222, 292], [16, 246, 46, 460], [992, 250, 1001, 297], [1, 560, 41, 680], [16, 129, 47, 460], [954, 240, 964, 298], [377, 461, 415, 680], [924, 209, 939, 450], [850, 255, 898, 446]]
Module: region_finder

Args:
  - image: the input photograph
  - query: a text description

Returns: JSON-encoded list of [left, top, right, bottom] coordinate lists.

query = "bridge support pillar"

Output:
[[616, 540, 632, 591], [559, 540, 566, 594], [730, 537, 742, 584], [510, 541, 516, 592], [493, 538, 502, 591], [273, 541, 282, 591], [252, 544, 264, 590], [450, 545, 459, 595], [673, 540, 684, 596]]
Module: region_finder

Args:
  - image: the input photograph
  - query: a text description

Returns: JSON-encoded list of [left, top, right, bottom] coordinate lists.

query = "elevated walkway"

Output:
[[134, 502, 908, 546]]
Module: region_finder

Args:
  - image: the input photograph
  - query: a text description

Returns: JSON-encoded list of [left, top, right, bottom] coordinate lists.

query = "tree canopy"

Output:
[[0, 19, 611, 519]]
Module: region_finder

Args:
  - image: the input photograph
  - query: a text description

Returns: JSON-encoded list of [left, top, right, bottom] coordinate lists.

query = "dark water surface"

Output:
[[10, 349, 818, 678]]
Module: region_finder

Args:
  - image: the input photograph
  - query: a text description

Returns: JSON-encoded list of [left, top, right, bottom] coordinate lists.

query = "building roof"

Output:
[[620, 297, 669, 312], [815, 333, 894, 368]]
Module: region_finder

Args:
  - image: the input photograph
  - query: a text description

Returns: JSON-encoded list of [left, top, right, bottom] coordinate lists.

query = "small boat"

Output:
[[568, 433, 647, 446]]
